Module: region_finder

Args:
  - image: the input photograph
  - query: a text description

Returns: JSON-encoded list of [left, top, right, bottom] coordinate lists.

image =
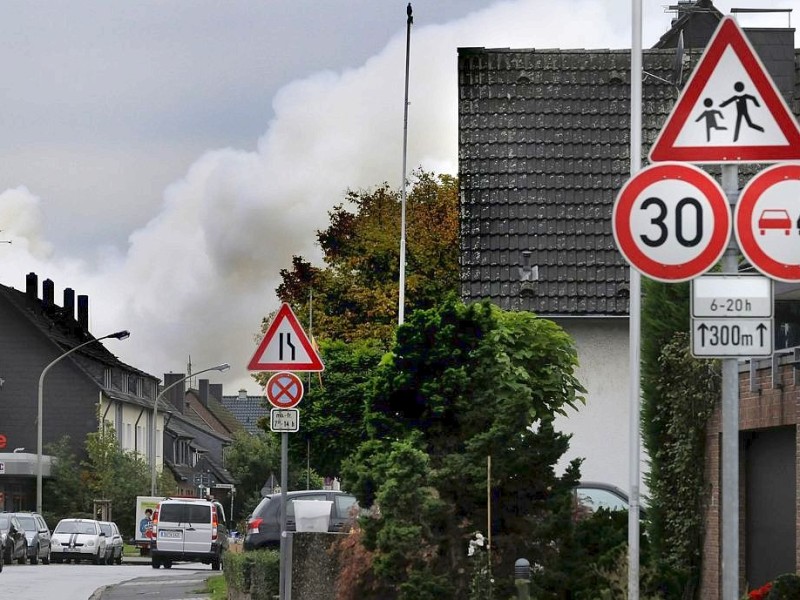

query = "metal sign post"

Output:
[[720, 165, 739, 600]]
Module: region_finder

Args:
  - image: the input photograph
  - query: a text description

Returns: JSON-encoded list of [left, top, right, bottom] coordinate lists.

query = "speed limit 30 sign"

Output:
[[613, 162, 731, 282]]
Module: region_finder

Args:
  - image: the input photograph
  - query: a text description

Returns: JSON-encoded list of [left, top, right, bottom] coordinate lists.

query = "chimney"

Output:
[[163, 373, 186, 415], [25, 272, 38, 305], [77, 295, 89, 330], [199, 379, 210, 408], [42, 279, 55, 311], [238, 389, 248, 400], [210, 384, 223, 402], [63, 288, 75, 320]]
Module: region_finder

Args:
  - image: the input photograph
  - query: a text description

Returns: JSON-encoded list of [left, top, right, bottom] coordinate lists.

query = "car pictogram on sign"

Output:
[[757, 209, 792, 235]]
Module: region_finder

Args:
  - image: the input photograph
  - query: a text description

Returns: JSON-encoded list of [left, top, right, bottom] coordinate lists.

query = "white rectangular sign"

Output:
[[692, 318, 773, 358], [270, 408, 299, 433], [692, 274, 773, 318], [0, 462, 4, 475]]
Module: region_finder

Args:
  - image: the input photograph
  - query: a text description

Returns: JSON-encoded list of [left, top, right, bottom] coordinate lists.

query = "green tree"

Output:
[[287, 338, 385, 479], [641, 279, 719, 597], [274, 170, 459, 346], [225, 431, 282, 523], [83, 419, 151, 538], [42, 436, 88, 526], [341, 297, 585, 599]]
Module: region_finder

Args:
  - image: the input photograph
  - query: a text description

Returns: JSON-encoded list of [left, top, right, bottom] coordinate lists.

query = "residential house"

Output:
[[0, 272, 161, 511], [158, 373, 239, 499], [0, 271, 236, 516], [457, 0, 799, 596]]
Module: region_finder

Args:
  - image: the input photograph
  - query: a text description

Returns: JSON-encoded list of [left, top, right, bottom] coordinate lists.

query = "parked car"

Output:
[[572, 481, 644, 522], [98, 521, 123, 565], [50, 519, 107, 564], [151, 497, 228, 570], [0, 514, 28, 565], [243, 490, 358, 551], [8, 512, 50, 565]]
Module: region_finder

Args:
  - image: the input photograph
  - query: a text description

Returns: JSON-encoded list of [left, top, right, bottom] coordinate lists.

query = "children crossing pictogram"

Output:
[[650, 16, 800, 163], [718, 81, 763, 142]]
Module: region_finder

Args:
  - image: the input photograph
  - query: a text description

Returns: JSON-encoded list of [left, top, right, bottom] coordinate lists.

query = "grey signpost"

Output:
[[247, 303, 324, 600], [622, 13, 800, 598]]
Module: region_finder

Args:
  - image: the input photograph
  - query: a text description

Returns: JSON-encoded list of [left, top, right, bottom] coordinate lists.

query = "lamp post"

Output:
[[150, 363, 230, 496], [37, 329, 130, 514]]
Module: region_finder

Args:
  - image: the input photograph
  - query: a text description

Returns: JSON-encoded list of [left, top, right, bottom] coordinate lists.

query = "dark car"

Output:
[[8, 512, 51, 565], [0, 514, 28, 565], [244, 490, 358, 550]]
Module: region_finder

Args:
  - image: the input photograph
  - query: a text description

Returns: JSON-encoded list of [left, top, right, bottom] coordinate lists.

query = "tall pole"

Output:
[[398, 3, 413, 325], [721, 165, 740, 600], [150, 363, 230, 496], [37, 330, 130, 514], [628, 1, 643, 598]]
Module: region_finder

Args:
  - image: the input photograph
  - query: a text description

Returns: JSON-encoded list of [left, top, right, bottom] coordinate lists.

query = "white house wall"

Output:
[[552, 318, 647, 496]]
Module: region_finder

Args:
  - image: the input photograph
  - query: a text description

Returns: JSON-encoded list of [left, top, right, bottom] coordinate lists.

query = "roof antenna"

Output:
[[672, 30, 685, 87]]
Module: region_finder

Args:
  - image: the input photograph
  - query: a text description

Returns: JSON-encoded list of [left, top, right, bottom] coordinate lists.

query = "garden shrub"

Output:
[[224, 549, 280, 600], [767, 573, 800, 599]]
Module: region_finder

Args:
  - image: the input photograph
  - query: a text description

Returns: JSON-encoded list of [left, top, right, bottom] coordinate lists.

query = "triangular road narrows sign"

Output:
[[247, 303, 324, 372], [650, 16, 800, 164]]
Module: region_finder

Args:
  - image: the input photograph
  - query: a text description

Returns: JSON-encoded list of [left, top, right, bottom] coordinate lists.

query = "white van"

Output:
[[150, 497, 227, 570]]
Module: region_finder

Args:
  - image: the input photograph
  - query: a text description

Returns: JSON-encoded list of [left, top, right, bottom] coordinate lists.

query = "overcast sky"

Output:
[[0, 0, 795, 395]]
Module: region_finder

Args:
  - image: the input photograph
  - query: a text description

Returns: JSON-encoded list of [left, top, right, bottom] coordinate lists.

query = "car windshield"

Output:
[[16, 516, 36, 530], [55, 521, 95, 535]]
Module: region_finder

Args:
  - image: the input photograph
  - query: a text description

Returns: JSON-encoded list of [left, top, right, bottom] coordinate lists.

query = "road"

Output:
[[0, 559, 214, 600]]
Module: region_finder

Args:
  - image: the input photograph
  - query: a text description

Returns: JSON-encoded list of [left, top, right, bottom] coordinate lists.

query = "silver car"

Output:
[[98, 521, 123, 565], [8, 512, 51, 565]]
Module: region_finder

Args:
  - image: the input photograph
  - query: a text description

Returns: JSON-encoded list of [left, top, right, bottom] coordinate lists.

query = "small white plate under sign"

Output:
[[691, 317, 773, 358], [270, 408, 300, 433], [691, 274, 773, 318]]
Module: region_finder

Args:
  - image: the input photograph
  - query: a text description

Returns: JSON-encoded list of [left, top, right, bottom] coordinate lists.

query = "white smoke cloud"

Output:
[[1, 0, 789, 393]]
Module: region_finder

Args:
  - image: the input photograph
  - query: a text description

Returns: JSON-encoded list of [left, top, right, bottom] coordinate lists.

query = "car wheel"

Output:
[[42, 551, 50, 565], [92, 551, 101, 565], [18, 543, 27, 565], [151, 557, 161, 569], [164, 560, 173, 569], [116, 552, 122, 565], [30, 545, 39, 565]]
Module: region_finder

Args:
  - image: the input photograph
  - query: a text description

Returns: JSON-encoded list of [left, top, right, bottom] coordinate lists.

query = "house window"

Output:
[[121, 375, 129, 394], [128, 374, 139, 396], [104, 368, 112, 388], [126, 424, 132, 450]]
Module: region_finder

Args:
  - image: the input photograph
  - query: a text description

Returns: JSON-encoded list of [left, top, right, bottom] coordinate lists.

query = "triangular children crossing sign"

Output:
[[247, 303, 324, 372], [650, 16, 800, 164]]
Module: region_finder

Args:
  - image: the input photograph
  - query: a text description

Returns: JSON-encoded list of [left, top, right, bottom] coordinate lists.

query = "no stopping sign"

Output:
[[265, 371, 304, 409]]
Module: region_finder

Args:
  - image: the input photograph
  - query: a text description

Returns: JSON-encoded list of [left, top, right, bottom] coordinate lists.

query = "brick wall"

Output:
[[700, 349, 799, 599]]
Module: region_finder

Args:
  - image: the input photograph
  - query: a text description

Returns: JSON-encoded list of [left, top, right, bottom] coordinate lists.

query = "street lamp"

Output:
[[150, 363, 230, 496], [37, 330, 130, 514]]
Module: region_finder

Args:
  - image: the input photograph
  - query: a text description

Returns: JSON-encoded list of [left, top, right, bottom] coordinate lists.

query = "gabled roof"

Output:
[[221, 394, 269, 435], [0, 281, 143, 371], [457, 8, 800, 317], [184, 389, 245, 437]]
